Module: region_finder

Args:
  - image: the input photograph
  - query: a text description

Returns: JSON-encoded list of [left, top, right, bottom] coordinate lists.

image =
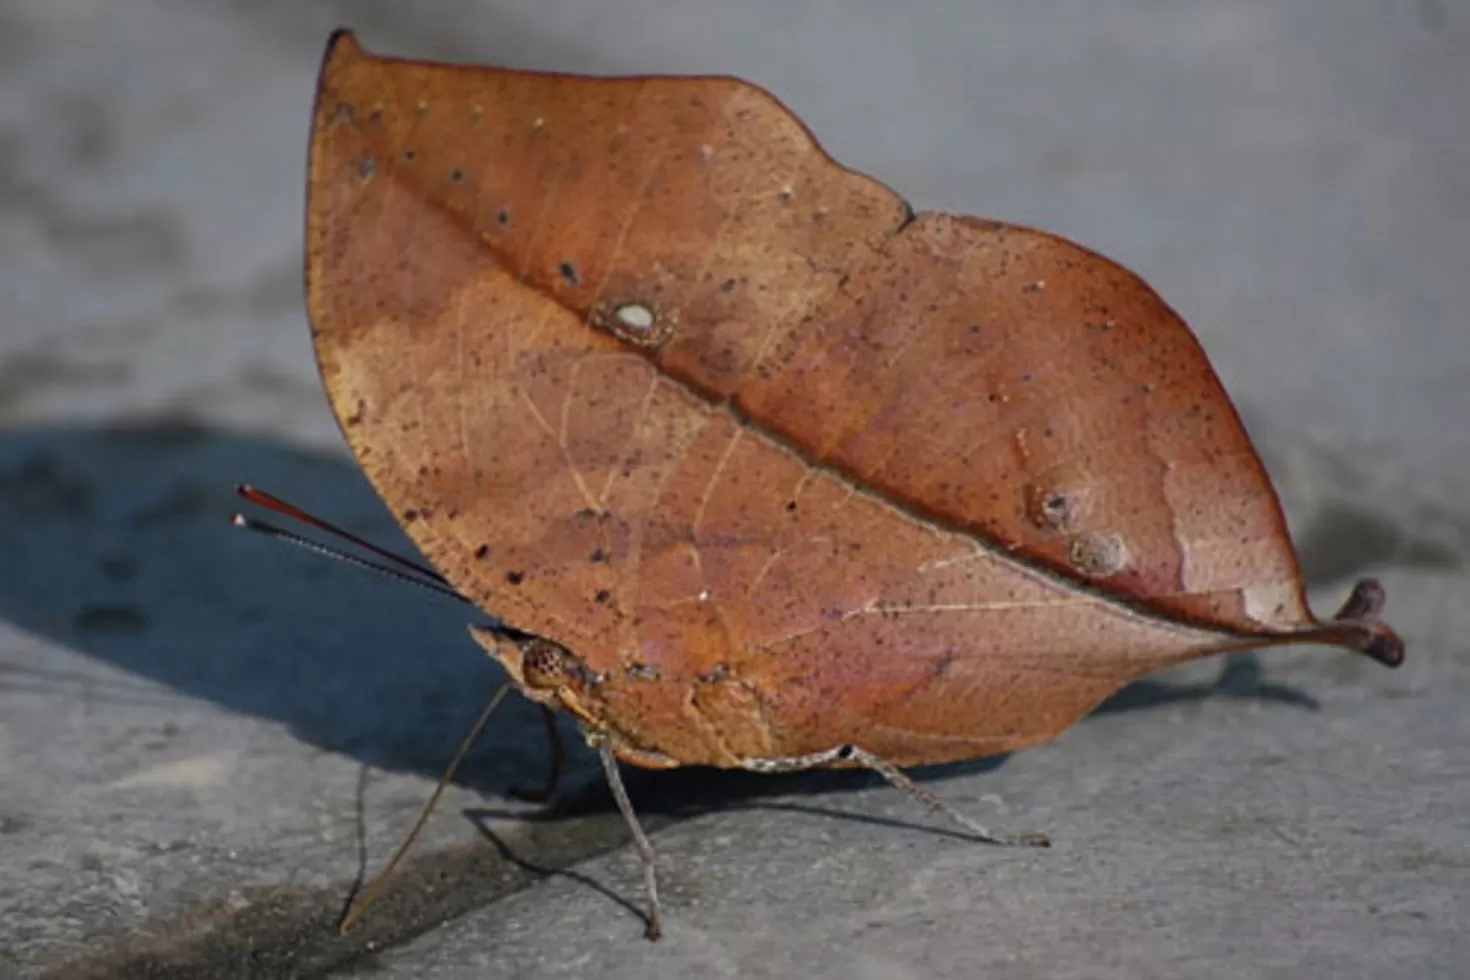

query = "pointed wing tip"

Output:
[[324, 28, 363, 63], [313, 29, 366, 125], [1240, 578, 1404, 668], [1364, 624, 1406, 668], [1344, 578, 1405, 668], [1325, 578, 1405, 668]]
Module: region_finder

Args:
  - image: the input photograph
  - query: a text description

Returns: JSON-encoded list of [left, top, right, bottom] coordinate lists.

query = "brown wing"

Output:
[[305, 32, 1400, 766]]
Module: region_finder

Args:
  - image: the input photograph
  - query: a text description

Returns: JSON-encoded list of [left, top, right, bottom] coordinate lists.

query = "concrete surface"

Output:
[[1, 1, 1466, 977]]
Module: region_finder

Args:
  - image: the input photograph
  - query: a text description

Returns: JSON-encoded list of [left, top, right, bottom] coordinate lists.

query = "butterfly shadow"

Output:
[[0, 420, 555, 790], [0, 421, 1324, 865]]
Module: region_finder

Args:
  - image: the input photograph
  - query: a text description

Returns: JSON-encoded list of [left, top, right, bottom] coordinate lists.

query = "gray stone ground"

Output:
[[1, 1, 1466, 976]]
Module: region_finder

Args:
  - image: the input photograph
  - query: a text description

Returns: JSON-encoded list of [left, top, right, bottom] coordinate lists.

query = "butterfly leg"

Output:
[[511, 705, 565, 803], [741, 745, 1049, 848], [591, 732, 663, 941], [840, 745, 1050, 847]]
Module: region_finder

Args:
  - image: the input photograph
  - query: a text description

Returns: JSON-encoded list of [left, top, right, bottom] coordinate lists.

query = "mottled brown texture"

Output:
[[305, 32, 1402, 769]]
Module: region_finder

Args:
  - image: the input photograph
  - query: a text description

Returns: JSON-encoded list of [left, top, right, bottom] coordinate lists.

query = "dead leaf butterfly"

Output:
[[288, 30, 1404, 940]]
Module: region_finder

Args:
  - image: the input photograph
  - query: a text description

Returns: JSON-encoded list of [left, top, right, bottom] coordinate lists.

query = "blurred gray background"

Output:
[[1, 1, 1466, 977]]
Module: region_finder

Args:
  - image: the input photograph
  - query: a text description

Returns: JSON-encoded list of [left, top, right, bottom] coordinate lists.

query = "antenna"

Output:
[[230, 484, 544, 640], [236, 484, 450, 584], [229, 511, 470, 604], [231, 484, 554, 933]]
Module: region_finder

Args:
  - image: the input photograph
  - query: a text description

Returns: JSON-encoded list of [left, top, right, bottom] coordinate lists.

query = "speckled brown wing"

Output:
[[304, 32, 1401, 768]]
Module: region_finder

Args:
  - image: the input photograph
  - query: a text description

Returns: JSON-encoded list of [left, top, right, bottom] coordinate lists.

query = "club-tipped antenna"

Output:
[[236, 483, 449, 585], [230, 512, 470, 605]]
